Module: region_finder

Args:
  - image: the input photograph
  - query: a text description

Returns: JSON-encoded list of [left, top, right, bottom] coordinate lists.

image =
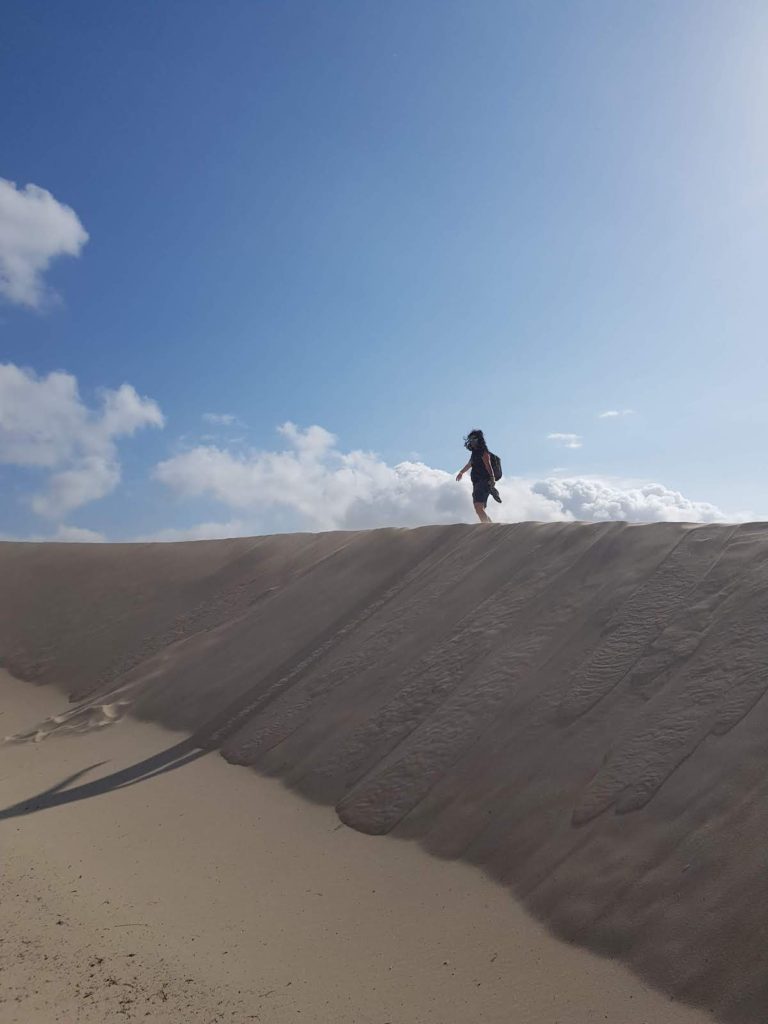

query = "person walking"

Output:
[[456, 429, 501, 523]]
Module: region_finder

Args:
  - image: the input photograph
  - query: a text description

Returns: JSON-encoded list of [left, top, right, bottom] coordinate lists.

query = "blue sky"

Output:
[[2, 0, 767, 540]]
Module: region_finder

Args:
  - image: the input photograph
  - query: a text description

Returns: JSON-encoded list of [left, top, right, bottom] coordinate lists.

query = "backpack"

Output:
[[490, 452, 503, 480]]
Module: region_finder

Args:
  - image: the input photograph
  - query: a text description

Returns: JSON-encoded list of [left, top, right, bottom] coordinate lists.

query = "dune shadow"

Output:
[[0, 739, 206, 821]]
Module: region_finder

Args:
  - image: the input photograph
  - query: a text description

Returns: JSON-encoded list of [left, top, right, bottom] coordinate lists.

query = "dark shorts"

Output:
[[472, 481, 492, 506]]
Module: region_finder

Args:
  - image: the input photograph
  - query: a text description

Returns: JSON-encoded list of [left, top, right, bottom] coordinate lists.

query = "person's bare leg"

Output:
[[474, 502, 491, 523]]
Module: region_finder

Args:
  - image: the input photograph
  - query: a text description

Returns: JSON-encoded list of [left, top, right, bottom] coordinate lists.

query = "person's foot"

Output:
[[491, 487, 502, 503]]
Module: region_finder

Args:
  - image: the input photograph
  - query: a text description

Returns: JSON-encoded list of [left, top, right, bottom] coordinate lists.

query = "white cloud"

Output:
[[0, 363, 164, 518], [532, 477, 739, 524], [0, 179, 88, 308], [599, 409, 634, 419], [152, 423, 741, 535], [202, 412, 242, 427], [0, 365, 84, 466], [32, 454, 121, 517], [100, 383, 164, 436], [547, 432, 583, 449], [278, 421, 336, 456]]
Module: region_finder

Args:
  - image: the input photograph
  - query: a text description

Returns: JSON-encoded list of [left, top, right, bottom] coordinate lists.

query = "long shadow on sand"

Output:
[[0, 739, 206, 820]]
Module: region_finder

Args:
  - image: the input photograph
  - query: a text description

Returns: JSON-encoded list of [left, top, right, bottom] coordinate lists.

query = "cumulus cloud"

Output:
[[547, 432, 583, 449], [152, 422, 740, 536], [0, 179, 88, 308], [533, 477, 739, 524], [0, 363, 164, 518], [599, 409, 634, 419]]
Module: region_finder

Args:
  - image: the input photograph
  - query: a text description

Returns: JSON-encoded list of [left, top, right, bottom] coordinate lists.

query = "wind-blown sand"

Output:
[[2, 521, 767, 1021]]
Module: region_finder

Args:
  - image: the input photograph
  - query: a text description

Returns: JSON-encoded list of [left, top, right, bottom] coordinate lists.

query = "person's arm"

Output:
[[482, 451, 495, 484], [456, 459, 472, 482]]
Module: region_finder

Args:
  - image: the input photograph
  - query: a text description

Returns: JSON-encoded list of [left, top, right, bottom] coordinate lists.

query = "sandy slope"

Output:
[[3, 522, 768, 1020], [1, 670, 709, 1024]]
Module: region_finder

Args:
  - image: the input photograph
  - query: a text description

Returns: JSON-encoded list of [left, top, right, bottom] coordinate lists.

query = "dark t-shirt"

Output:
[[470, 448, 490, 484]]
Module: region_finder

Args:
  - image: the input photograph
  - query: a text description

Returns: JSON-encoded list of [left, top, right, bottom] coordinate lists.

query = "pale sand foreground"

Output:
[[1, 670, 709, 1024]]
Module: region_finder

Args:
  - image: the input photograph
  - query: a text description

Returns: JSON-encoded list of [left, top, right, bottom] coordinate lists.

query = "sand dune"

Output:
[[1, 669, 708, 1024], [3, 522, 768, 1021]]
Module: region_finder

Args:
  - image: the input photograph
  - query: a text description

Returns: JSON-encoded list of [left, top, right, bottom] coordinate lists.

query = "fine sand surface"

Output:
[[3, 522, 768, 1021], [1, 670, 709, 1024]]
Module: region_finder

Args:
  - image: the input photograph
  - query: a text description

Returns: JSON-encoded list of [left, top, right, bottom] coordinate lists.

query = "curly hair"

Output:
[[464, 429, 487, 452]]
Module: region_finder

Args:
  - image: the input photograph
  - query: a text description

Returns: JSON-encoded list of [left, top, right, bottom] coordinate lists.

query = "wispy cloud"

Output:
[[51, 524, 107, 542], [547, 432, 583, 449], [203, 412, 242, 427], [0, 524, 107, 543], [598, 409, 634, 419], [0, 178, 88, 309]]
